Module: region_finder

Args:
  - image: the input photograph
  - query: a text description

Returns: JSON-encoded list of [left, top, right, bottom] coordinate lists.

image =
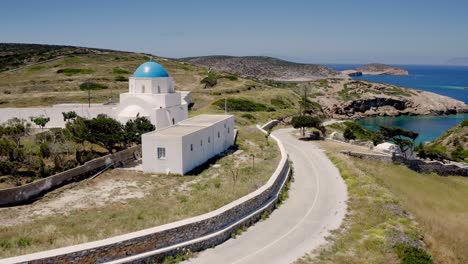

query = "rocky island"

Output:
[[342, 63, 409, 76]]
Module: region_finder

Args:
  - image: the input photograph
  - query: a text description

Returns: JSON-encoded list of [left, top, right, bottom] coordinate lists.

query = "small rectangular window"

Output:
[[190, 144, 193, 151], [218, 131, 220, 138], [157, 147, 166, 159], [208, 136, 211, 143]]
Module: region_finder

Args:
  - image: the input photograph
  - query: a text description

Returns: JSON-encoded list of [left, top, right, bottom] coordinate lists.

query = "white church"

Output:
[[115, 61, 189, 128], [0, 60, 236, 175]]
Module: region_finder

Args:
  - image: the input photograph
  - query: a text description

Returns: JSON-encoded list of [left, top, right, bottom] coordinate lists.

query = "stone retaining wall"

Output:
[[0, 146, 142, 207], [342, 151, 468, 177], [2, 123, 290, 264], [341, 151, 393, 163]]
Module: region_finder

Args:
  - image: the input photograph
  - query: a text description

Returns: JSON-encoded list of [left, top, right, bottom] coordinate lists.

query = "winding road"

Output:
[[186, 128, 348, 264]]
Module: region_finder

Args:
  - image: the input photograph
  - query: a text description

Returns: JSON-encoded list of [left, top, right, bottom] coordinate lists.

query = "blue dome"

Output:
[[133, 61, 169, 78]]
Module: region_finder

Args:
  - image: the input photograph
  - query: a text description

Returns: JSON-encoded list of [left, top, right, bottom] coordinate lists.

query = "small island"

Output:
[[342, 63, 409, 76]]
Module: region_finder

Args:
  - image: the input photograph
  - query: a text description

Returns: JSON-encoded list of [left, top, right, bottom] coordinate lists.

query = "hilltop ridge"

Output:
[[181, 55, 340, 81]]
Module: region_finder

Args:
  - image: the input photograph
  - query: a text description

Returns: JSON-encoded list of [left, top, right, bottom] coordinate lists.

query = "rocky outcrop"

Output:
[[181, 56, 340, 81], [344, 63, 409, 76], [341, 70, 362, 76], [335, 98, 408, 116], [314, 79, 468, 119]]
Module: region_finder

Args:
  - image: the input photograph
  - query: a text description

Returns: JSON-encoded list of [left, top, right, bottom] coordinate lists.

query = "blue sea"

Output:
[[326, 64, 468, 143]]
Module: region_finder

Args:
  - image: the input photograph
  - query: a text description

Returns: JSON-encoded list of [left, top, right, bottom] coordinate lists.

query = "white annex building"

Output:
[[142, 114, 236, 175], [116, 61, 189, 128]]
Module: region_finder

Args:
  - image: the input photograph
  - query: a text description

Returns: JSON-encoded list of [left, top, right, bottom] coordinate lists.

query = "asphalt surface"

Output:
[[185, 128, 348, 264]]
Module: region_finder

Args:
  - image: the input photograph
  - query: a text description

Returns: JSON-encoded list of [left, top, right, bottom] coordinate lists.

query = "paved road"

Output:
[[186, 128, 348, 264]]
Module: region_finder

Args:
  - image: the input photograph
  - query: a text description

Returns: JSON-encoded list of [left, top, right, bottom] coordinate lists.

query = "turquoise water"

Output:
[[357, 114, 468, 144], [326, 64, 468, 143]]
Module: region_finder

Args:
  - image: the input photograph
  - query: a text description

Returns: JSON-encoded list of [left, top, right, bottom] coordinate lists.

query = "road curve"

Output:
[[185, 128, 348, 264]]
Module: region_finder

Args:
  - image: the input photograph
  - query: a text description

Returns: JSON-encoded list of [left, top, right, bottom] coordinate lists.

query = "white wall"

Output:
[[130, 77, 175, 94], [142, 116, 235, 175], [142, 135, 183, 174]]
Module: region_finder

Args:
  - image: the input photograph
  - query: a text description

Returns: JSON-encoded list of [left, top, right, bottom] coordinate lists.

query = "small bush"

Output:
[[112, 68, 130, 74], [114, 75, 128, 82], [17, 237, 32, 248], [57, 68, 94, 76], [270, 98, 290, 109], [223, 74, 238, 81], [201, 74, 218, 88], [79, 82, 107, 90], [395, 243, 433, 264], [213, 98, 275, 112], [241, 113, 256, 120]]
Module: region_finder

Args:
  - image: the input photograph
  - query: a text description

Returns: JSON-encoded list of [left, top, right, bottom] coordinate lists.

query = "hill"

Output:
[[0, 43, 465, 121], [427, 119, 468, 162], [343, 63, 409, 76], [0, 43, 119, 72], [180, 56, 340, 81]]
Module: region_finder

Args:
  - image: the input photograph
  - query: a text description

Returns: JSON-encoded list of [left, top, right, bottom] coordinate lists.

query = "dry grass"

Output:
[[297, 141, 431, 264], [0, 126, 280, 258], [356, 162, 468, 264]]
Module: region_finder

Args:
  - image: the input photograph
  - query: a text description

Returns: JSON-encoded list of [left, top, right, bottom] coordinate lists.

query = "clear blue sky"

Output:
[[1, 0, 467, 64]]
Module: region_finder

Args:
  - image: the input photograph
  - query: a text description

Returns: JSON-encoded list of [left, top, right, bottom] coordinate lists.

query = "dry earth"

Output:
[[0, 168, 155, 227]]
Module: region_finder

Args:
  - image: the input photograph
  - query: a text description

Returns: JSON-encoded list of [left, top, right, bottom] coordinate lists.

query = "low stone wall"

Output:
[[261, 119, 280, 131], [2, 123, 290, 264], [342, 151, 468, 177], [341, 151, 393, 163], [0, 146, 142, 207], [394, 157, 468, 177]]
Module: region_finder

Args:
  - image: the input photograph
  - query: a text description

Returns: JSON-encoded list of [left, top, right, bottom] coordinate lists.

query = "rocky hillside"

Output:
[[181, 56, 340, 81], [427, 119, 468, 162], [355, 63, 409, 75], [301, 79, 467, 119], [0, 43, 118, 72]]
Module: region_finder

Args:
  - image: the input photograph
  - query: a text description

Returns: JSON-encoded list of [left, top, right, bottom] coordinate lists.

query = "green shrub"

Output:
[[270, 98, 290, 109], [395, 243, 433, 264], [114, 75, 128, 82], [223, 74, 238, 81], [17, 237, 32, 248], [451, 146, 468, 162], [461, 119, 468, 127], [0, 161, 18, 175], [201, 73, 218, 88], [241, 113, 256, 120], [343, 122, 380, 143], [57, 68, 94, 76], [79, 82, 107, 90], [213, 98, 274, 112], [343, 127, 356, 140], [112, 68, 130, 74]]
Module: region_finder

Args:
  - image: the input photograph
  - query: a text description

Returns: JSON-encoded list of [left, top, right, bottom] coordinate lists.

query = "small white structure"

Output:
[[374, 142, 402, 155], [116, 61, 189, 129], [142, 115, 236, 175]]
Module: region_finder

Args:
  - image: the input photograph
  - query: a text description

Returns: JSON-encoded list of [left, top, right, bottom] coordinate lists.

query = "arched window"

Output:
[[190, 144, 193, 151], [172, 118, 175, 125], [218, 131, 220, 138]]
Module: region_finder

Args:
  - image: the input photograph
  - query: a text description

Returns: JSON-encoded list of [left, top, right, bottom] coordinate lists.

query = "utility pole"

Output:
[[85, 81, 91, 108]]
